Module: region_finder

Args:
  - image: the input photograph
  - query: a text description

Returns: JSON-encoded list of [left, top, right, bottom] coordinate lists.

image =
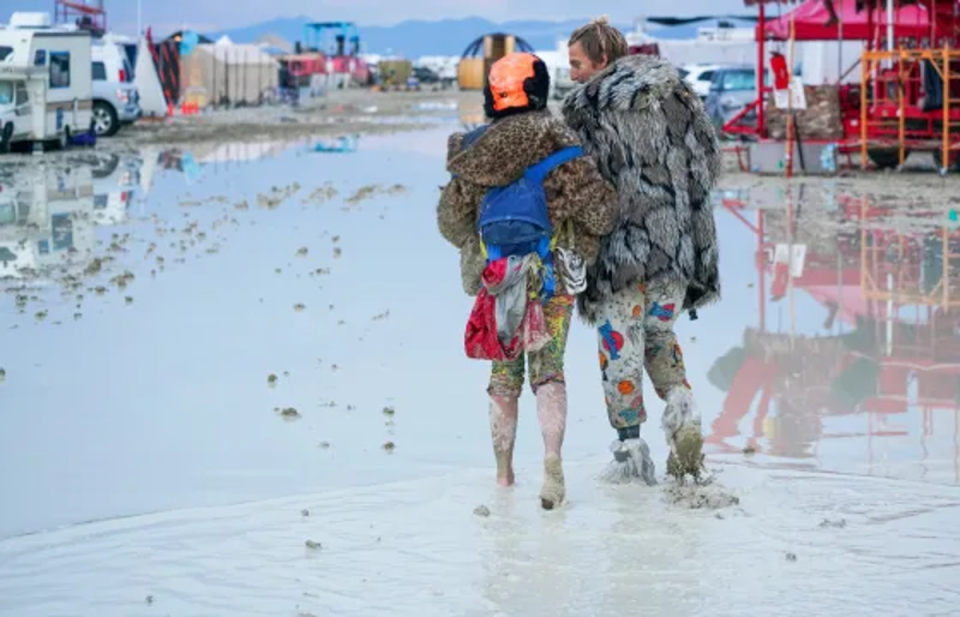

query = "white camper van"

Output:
[[0, 12, 93, 152]]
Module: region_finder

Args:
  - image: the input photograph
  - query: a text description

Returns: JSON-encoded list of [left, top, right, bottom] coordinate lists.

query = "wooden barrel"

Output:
[[458, 57, 485, 90]]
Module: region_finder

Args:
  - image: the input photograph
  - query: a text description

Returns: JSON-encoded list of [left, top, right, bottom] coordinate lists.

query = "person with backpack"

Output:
[[562, 18, 722, 483], [438, 52, 617, 510]]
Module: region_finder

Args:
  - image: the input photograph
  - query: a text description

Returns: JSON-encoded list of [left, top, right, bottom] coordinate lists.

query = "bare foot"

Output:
[[540, 454, 565, 509], [496, 471, 515, 487]]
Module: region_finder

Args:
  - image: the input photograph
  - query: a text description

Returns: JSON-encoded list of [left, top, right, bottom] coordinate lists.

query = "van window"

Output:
[[92, 61, 107, 81], [0, 46, 12, 61], [0, 83, 12, 105], [15, 84, 28, 106], [50, 52, 71, 89]]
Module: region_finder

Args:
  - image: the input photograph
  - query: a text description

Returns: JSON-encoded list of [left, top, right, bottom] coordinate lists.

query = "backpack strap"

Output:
[[523, 146, 584, 184]]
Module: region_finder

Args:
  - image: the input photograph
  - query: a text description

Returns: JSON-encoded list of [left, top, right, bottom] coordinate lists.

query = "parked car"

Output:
[[704, 65, 764, 132], [679, 63, 723, 100], [91, 44, 141, 137], [552, 67, 575, 100]]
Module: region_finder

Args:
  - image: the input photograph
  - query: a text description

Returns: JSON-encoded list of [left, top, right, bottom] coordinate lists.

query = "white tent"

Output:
[[134, 38, 169, 117]]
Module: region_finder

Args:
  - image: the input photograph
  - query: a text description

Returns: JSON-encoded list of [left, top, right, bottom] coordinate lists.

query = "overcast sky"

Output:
[[12, 0, 750, 35]]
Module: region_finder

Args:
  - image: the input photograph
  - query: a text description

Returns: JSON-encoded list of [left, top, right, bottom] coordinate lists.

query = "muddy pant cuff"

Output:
[[617, 425, 641, 441], [487, 384, 521, 399], [530, 372, 565, 395]]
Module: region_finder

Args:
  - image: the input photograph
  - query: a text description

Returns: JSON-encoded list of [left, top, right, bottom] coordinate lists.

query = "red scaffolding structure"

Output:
[[709, 190, 960, 477], [54, 0, 106, 36], [733, 0, 960, 172]]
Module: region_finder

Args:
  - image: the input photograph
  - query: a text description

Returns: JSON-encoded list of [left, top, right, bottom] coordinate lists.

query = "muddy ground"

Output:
[[2, 85, 959, 616], [108, 88, 484, 148]]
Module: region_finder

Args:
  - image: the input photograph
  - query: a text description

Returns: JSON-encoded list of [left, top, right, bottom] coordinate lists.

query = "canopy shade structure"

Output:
[[761, 0, 930, 40]]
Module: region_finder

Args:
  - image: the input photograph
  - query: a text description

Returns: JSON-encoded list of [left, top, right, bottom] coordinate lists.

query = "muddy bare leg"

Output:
[[528, 295, 574, 509], [536, 382, 567, 509], [488, 356, 524, 488], [489, 395, 519, 487]]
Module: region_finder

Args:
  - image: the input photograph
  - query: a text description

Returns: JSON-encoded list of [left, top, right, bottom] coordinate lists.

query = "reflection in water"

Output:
[[711, 184, 960, 482], [0, 166, 97, 282], [307, 134, 359, 153]]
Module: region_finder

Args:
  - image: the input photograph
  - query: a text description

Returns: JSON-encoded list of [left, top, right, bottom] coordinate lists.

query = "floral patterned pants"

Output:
[[596, 281, 690, 431], [488, 295, 575, 398]]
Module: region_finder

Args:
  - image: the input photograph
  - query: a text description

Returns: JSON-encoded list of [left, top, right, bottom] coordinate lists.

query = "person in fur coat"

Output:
[[562, 18, 722, 483], [437, 52, 617, 508]]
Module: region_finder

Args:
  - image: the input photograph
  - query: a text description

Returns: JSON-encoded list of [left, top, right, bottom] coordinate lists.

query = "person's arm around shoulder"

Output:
[[562, 154, 617, 238], [437, 132, 484, 248]]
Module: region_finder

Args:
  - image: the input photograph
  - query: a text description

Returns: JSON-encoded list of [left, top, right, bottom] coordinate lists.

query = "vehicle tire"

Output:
[[0, 123, 12, 154], [92, 101, 119, 137], [867, 149, 905, 170]]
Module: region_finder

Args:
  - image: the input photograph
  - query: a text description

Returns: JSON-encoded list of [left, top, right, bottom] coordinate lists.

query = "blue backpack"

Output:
[[458, 124, 584, 301]]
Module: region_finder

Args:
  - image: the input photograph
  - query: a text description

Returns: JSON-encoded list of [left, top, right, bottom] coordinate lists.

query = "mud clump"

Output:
[[473, 505, 491, 517], [665, 484, 740, 510], [786, 552, 798, 562], [84, 258, 104, 276], [342, 183, 408, 208], [820, 518, 848, 529], [293, 303, 306, 312], [276, 407, 301, 420], [304, 540, 322, 550], [267, 373, 278, 386], [257, 183, 301, 209], [743, 445, 757, 455], [382, 406, 395, 417], [302, 184, 338, 206], [0, 368, 5, 383], [296, 247, 309, 257], [382, 441, 396, 452], [301, 509, 310, 517]]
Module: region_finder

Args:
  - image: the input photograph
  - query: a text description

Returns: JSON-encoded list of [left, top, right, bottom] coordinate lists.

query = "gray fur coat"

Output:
[[561, 54, 722, 324]]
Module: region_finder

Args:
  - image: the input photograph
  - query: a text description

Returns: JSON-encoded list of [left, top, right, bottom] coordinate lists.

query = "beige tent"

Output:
[[180, 37, 279, 107]]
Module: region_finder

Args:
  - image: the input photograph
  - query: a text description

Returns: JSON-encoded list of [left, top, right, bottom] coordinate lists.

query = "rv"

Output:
[[0, 12, 93, 152]]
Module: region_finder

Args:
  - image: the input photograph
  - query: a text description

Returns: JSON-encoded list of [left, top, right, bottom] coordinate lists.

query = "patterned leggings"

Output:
[[596, 281, 691, 431], [488, 295, 575, 398]]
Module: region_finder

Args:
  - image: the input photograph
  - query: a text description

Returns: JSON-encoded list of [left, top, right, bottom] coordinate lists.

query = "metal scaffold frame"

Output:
[[860, 47, 960, 172]]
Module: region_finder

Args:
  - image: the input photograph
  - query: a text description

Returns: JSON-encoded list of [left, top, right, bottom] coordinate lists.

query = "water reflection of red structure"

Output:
[[711, 189, 960, 480]]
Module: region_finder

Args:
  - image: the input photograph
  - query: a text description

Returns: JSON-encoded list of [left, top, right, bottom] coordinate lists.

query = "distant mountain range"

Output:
[[206, 16, 754, 57]]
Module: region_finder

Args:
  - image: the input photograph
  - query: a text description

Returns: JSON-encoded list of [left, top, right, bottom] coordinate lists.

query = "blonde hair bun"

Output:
[[593, 15, 610, 26]]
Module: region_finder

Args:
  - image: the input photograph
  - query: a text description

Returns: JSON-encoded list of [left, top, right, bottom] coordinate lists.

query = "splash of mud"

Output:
[[663, 476, 741, 510]]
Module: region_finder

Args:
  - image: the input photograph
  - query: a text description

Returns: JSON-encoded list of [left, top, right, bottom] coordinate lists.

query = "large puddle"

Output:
[[1, 124, 959, 613]]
